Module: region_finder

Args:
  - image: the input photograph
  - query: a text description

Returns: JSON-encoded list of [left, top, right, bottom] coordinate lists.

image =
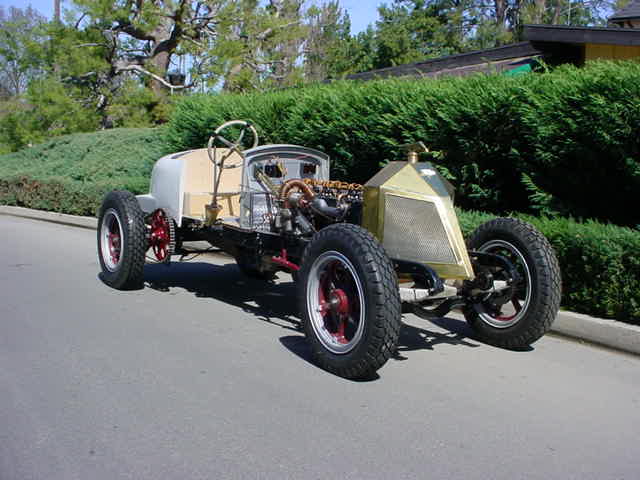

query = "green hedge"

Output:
[[0, 176, 151, 216], [0, 127, 168, 215], [168, 60, 640, 228], [458, 211, 640, 324]]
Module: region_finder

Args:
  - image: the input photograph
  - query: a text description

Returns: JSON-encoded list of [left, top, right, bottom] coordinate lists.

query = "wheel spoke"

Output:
[[108, 231, 121, 264], [102, 212, 123, 269], [318, 272, 330, 316], [476, 239, 532, 327], [512, 298, 522, 312], [148, 210, 172, 262], [336, 316, 348, 344], [309, 252, 365, 354]]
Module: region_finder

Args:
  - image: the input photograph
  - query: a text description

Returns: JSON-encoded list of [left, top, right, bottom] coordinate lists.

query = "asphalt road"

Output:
[[1, 214, 639, 480]]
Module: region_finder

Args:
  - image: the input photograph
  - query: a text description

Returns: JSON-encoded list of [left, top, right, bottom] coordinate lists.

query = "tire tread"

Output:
[[97, 190, 147, 290]]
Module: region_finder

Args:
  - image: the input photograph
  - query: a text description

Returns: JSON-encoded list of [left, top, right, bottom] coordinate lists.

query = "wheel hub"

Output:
[[309, 252, 365, 354], [100, 208, 124, 272], [148, 210, 174, 262], [108, 230, 121, 265], [328, 289, 349, 316], [475, 239, 531, 328]]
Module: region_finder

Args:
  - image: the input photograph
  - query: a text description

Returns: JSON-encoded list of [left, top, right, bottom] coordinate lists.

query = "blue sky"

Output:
[[1, 0, 382, 33]]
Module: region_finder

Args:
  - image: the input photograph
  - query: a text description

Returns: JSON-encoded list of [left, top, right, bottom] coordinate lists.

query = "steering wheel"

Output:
[[207, 120, 259, 214], [207, 120, 259, 164]]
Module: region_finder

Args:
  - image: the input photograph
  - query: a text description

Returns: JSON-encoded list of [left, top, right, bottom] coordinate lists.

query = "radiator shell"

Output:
[[362, 161, 474, 280]]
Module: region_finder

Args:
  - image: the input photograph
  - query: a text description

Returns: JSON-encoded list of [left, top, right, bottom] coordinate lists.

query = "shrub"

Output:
[[107, 80, 177, 128], [168, 60, 640, 227], [0, 127, 168, 215], [0, 77, 101, 151]]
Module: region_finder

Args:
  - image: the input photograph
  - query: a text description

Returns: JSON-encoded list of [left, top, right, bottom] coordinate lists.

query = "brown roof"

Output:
[[345, 42, 541, 81], [523, 24, 640, 46], [610, 0, 640, 21]]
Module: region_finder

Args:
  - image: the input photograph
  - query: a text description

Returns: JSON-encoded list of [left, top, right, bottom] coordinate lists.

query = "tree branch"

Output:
[[74, 42, 107, 48], [255, 20, 301, 41], [115, 63, 193, 90], [74, 12, 87, 30]]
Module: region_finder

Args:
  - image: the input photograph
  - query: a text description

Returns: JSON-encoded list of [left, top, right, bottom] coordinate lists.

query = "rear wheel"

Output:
[[464, 218, 561, 349], [97, 190, 147, 290], [298, 224, 401, 379]]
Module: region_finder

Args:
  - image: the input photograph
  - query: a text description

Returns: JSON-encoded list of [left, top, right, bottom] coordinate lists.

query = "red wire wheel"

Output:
[[148, 209, 173, 262], [298, 223, 402, 379], [97, 190, 147, 290], [312, 254, 364, 351], [100, 208, 123, 271]]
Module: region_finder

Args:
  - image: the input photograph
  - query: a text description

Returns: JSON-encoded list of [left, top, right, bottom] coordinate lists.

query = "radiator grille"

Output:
[[383, 194, 456, 264]]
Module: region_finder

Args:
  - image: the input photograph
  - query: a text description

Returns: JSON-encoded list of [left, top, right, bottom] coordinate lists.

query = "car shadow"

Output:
[[144, 261, 492, 375], [145, 260, 302, 332], [394, 317, 480, 360]]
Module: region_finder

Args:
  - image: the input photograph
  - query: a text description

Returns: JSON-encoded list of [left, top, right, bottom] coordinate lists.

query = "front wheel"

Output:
[[464, 218, 561, 349], [298, 224, 401, 379]]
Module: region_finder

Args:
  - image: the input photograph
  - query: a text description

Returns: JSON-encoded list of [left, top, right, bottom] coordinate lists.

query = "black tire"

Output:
[[97, 190, 147, 290], [464, 218, 561, 349], [298, 224, 401, 379]]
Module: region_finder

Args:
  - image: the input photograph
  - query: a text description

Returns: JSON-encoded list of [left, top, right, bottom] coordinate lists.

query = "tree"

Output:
[[325, 0, 617, 77], [267, 0, 306, 86], [329, 26, 378, 76], [54, 0, 62, 23], [208, 0, 309, 91], [72, 0, 232, 94], [304, 1, 352, 82], [338, 0, 471, 70], [0, 6, 47, 98]]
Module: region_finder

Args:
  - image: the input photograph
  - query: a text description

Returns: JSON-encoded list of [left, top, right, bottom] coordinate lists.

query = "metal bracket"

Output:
[[467, 251, 520, 286], [392, 259, 444, 295]]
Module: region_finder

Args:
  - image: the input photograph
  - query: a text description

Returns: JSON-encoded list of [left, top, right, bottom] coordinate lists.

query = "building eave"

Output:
[[523, 24, 640, 46], [346, 42, 541, 81]]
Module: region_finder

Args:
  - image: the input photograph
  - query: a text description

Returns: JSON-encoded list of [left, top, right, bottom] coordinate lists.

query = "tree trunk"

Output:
[[494, 0, 507, 26], [534, 0, 546, 23], [552, 0, 562, 24], [54, 0, 60, 23], [146, 48, 172, 95], [145, 19, 178, 96]]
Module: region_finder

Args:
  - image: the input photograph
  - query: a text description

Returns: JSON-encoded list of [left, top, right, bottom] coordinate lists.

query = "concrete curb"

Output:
[[2, 205, 639, 356], [551, 310, 640, 356], [0, 205, 97, 230]]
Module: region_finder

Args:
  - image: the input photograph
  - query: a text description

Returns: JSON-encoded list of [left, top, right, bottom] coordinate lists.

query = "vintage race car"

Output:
[[97, 121, 561, 379]]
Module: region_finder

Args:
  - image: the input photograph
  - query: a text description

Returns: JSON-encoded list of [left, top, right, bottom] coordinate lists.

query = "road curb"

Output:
[[551, 310, 640, 355], [2, 204, 639, 356], [0, 205, 97, 230]]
